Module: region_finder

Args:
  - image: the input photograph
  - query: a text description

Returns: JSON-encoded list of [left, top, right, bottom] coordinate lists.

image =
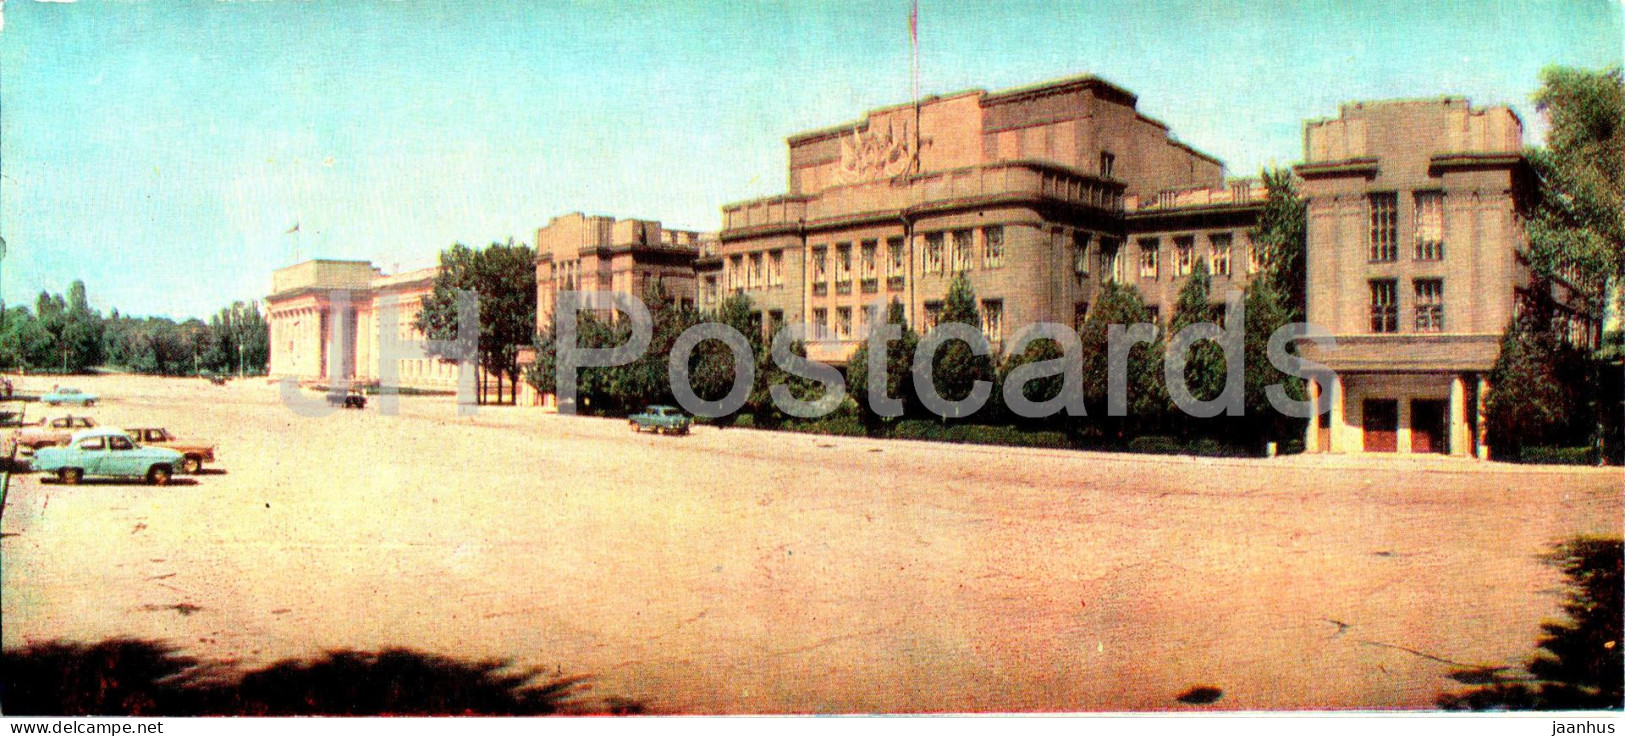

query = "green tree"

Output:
[[846, 298, 921, 432], [923, 272, 995, 421], [1077, 281, 1165, 440], [1248, 167, 1308, 317], [417, 240, 539, 404], [1485, 310, 1588, 457], [1165, 258, 1226, 413], [1241, 169, 1312, 448]]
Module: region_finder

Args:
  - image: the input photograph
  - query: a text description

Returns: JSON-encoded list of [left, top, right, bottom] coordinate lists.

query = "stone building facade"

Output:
[[535, 212, 708, 327]]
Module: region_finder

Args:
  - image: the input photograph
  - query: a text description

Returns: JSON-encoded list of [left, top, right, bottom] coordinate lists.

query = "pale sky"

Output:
[[1, 0, 1621, 319]]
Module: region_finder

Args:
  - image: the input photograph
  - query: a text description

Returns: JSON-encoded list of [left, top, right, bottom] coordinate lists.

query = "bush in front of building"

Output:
[[1516, 446, 1601, 466]]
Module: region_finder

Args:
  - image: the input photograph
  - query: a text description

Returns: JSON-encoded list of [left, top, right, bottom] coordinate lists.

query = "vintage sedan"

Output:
[[41, 387, 98, 406], [124, 427, 217, 474], [11, 415, 98, 454], [628, 405, 691, 435], [34, 429, 184, 485]]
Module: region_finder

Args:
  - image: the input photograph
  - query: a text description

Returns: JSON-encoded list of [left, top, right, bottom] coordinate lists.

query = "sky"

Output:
[[0, 0, 1620, 320]]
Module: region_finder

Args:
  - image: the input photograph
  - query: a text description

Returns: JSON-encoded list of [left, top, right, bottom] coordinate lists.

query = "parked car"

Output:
[[42, 387, 97, 407], [124, 427, 216, 474], [34, 429, 184, 486], [629, 405, 691, 435], [326, 387, 366, 409], [12, 415, 98, 454]]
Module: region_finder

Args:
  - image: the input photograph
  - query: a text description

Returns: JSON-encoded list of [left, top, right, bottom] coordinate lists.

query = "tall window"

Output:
[[1073, 301, 1089, 328], [1099, 151, 1116, 178], [983, 226, 1005, 269], [887, 237, 905, 276], [1414, 279, 1444, 332], [768, 250, 784, 287], [1174, 236, 1195, 276], [1370, 279, 1399, 333], [812, 308, 828, 338], [811, 247, 827, 283], [836, 307, 853, 339], [1073, 232, 1091, 279], [1101, 239, 1122, 282], [981, 299, 1004, 343], [924, 232, 945, 273], [1369, 193, 1398, 261], [1138, 238, 1160, 279], [729, 255, 744, 290], [748, 252, 763, 289], [951, 229, 974, 272], [1247, 237, 1262, 274], [1209, 233, 1232, 276], [834, 243, 852, 283], [861, 240, 877, 277], [923, 300, 943, 330], [1414, 192, 1444, 261]]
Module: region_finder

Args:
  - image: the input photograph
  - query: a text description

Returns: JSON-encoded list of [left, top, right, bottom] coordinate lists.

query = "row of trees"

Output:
[[0, 280, 269, 377]]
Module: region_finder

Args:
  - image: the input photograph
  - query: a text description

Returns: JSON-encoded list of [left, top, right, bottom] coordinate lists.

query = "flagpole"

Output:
[[909, 0, 920, 175]]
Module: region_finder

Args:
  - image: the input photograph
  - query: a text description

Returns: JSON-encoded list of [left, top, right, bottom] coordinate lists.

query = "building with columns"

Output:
[[1292, 98, 1586, 458], [535, 212, 710, 327], [266, 259, 502, 395]]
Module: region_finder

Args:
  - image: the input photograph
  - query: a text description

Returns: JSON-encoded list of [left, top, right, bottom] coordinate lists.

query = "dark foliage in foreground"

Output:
[[1439, 537, 1623, 710], [0, 640, 635, 716]]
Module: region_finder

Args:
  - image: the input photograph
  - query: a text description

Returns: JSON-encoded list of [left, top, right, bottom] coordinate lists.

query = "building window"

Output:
[[835, 243, 852, 283], [1414, 279, 1444, 332], [1369, 193, 1398, 262], [768, 250, 784, 287], [729, 255, 745, 291], [1174, 236, 1195, 276], [811, 247, 827, 283], [861, 240, 877, 278], [748, 252, 763, 289], [981, 299, 1004, 343], [1247, 237, 1262, 274], [1370, 279, 1399, 333], [983, 226, 1004, 269], [1073, 232, 1091, 279], [768, 309, 784, 336], [886, 236, 905, 276], [1073, 301, 1089, 328], [1146, 306, 1161, 325], [1138, 238, 1160, 280], [812, 308, 828, 338], [1415, 192, 1444, 261], [924, 232, 945, 274], [923, 300, 943, 330], [951, 229, 973, 272], [1099, 151, 1116, 178], [1101, 238, 1122, 282], [1209, 233, 1232, 277], [836, 307, 853, 339], [704, 275, 718, 303]]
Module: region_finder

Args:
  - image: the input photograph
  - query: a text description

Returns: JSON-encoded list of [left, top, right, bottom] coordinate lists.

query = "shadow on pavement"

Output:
[[1, 640, 642, 716], [1438, 537, 1623, 710]]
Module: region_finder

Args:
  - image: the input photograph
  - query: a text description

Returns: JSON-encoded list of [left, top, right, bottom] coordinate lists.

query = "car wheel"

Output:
[[629, 421, 639, 432], [147, 465, 172, 486], [182, 456, 203, 474], [58, 467, 83, 485]]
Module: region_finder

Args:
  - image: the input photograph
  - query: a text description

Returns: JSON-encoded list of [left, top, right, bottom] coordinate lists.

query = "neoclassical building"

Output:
[[266, 259, 504, 396]]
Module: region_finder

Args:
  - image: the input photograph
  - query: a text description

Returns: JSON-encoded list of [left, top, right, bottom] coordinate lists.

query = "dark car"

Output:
[[327, 388, 367, 409]]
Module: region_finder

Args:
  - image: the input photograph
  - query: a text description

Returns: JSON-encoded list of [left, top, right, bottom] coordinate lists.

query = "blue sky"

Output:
[[1, 0, 1620, 319]]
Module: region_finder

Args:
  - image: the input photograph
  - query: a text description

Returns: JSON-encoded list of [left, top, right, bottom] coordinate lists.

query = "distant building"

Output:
[[534, 212, 710, 327]]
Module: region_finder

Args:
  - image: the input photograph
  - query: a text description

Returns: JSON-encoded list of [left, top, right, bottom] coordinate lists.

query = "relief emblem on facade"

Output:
[[836, 118, 917, 184]]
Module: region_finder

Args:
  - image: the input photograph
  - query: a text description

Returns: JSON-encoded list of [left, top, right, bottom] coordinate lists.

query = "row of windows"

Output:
[[810, 299, 1007, 342], [1368, 192, 1446, 262], [1123, 232, 1259, 282], [724, 249, 787, 291], [812, 236, 911, 288], [1369, 278, 1444, 333]]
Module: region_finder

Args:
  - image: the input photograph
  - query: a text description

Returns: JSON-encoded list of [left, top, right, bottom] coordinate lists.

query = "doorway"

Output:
[[1363, 399, 1398, 452], [1411, 399, 1448, 454]]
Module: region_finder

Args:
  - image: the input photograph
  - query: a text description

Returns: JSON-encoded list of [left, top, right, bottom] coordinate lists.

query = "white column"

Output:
[[1305, 379, 1322, 453], [1328, 374, 1346, 453], [1449, 375, 1469, 457], [1397, 397, 1413, 453]]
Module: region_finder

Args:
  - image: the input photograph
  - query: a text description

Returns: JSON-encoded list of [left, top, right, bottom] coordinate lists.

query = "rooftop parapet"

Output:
[[270, 260, 382, 297], [1304, 98, 1522, 164]]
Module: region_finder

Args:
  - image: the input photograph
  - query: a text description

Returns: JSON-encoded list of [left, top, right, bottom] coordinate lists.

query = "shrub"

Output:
[[1517, 446, 1599, 465], [1127, 436, 1182, 454]]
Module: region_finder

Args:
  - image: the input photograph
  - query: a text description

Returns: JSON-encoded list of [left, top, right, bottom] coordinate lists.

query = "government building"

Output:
[[269, 73, 1597, 458]]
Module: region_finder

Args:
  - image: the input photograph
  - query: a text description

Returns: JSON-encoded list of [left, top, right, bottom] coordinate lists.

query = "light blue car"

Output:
[[34, 429, 184, 485], [42, 387, 98, 407]]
